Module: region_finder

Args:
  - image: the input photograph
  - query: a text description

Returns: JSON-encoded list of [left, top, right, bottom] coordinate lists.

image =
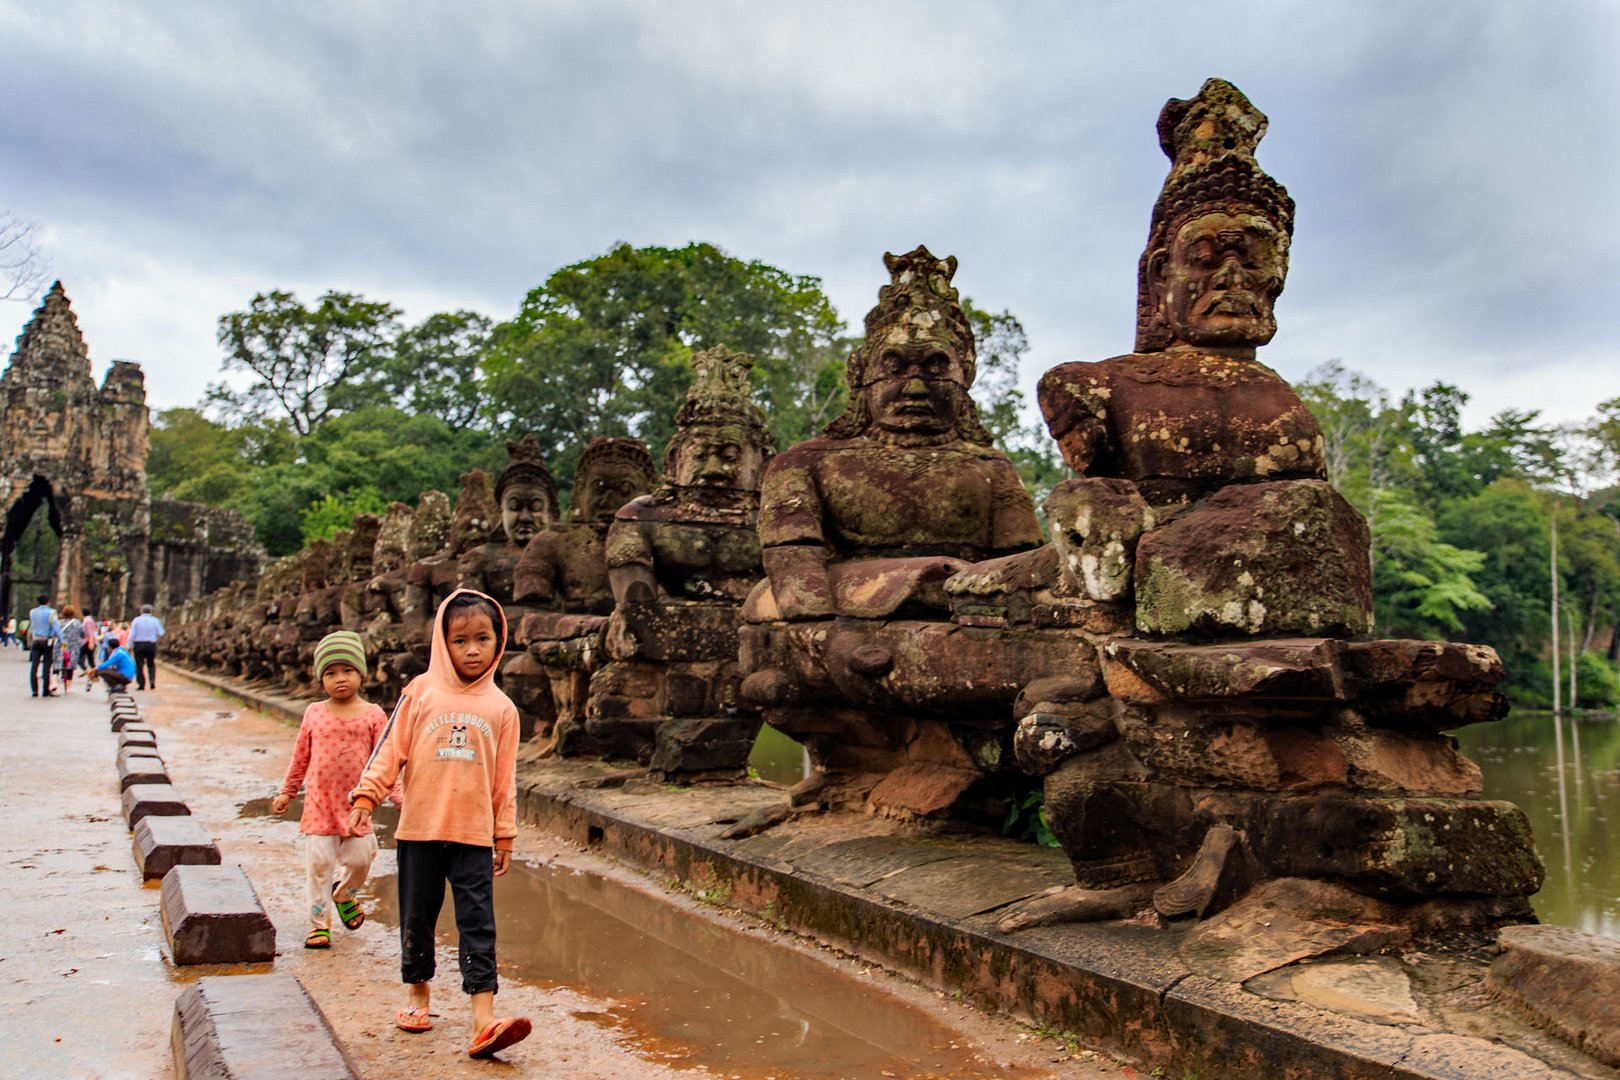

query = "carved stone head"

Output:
[[570, 437, 656, 524], [449, 470, 499, 554], [825, 247, 992, 443], [1135, 79, 1295, 354], [409, 491, 451, 559], [494, 434, 558, 546], [661, 346, 775, 503], [371, 502, 414, 574]]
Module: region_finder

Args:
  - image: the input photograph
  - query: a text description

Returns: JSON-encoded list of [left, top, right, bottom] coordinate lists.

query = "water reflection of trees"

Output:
[[1458, 711, 1620, 938]]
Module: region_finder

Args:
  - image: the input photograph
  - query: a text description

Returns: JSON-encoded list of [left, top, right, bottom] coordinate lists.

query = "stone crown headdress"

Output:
[[664, 345, 775, 473], [849, 246, 977, 388], [1135, 78, 1295, 352], [495, 432, 559, 510]]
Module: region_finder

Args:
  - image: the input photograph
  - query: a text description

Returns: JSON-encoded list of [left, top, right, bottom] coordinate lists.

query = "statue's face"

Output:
[[861, 332, 968, 435], [579, 463, 650, 523], [673, 423, 766, 495], [500, 482, 553, 546], [1155, 211, 1287, 348]]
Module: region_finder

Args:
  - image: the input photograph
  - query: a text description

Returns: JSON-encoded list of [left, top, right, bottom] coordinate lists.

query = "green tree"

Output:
[[369, 310, 494, 432], [301, 489, 391, 544], [483, 242, 846, 476], [211, 290, 401, 435], [1367, 488, 1492, 638], [962, 301, 1064, 503]]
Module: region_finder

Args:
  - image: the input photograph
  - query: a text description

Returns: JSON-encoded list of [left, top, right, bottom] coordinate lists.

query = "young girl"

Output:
[[57, 605, 85, 693], [348, 589, 531, 1060], [272, 630, 390, 949]]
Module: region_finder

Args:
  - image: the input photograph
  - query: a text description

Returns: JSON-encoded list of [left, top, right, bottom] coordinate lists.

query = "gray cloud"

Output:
[[1, 0, 1614, 428]]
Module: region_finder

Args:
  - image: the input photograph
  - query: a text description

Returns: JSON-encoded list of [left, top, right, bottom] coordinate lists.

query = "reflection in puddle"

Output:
[[238, 796, 399, 847], [370, 861, 1036, 1079]]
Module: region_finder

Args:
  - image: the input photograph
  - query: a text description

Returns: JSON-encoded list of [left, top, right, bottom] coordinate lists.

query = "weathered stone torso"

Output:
[[514, 523, 613, 614]]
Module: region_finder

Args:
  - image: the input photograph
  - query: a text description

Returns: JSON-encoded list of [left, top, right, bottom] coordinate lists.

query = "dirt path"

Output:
[[0, 647, 1122, 1077]]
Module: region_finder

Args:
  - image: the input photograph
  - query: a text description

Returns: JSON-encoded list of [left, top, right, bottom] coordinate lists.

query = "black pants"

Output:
[[395, 839, 497, 994], [99, 669, 131, 692], [28, 642, 55, 695], [131, 641, 157, 689]]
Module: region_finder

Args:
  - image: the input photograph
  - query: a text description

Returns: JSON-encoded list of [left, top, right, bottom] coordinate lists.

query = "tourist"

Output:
[[128, 603, 165, 690], [78, 610, 97, 672], [347, 589, 532, 1060], [271, 631, 393, 951], [1, 615, 15, 648], [57, 605, 85, 693], [97, 620, 117, 665], [27, 594, 60, 697], [85, 641, 136, 694]]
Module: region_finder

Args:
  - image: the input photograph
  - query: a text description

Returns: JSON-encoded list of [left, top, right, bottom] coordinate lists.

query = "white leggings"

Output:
[[305, 832, 379, 930]]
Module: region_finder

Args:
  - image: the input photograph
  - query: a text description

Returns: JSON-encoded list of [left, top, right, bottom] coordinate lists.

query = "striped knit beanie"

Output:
[[313, 630, 367, 679]]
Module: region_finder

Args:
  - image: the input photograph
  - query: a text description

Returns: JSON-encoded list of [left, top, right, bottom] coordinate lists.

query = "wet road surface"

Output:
[[0, 649, 1124, 1077]]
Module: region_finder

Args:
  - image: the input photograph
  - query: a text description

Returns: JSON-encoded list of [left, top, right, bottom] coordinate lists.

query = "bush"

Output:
[[1575, 652, 1620, 710]]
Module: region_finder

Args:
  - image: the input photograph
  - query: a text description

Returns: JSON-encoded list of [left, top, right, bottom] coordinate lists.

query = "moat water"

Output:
[[1457, 709, 1620, 939]]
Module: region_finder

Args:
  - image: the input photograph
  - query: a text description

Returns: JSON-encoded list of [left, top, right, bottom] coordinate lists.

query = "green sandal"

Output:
[[304, 929, 331, 949], [332, 884, 364, 931]]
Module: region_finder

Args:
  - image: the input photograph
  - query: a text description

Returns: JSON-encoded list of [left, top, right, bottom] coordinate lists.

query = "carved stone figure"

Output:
[[573, 346, 774, 773], [512, 438, 657, 744], [993, 79, 1540, 937], [738, 248, 1091, 818]]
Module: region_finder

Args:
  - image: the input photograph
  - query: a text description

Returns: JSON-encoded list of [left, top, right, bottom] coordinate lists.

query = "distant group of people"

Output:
[[18, 594, 165, 696]]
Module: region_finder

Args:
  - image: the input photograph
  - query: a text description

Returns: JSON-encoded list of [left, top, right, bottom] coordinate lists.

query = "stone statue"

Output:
[[738, 248, 1091, 818], [576, 345, 775, 773], [457, 435, 559, 607], [993, 79, 1541, 938], [512, 437, 657, 744]]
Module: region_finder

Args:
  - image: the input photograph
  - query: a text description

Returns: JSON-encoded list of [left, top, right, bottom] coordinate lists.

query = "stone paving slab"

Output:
[[518, 758, 1607, 1079], [118, 752, 169, 790], [123, 782, 189, 828], [161, 863, 276, 964], [173, 974, 358, 1079], [134, 814, 220, 881]]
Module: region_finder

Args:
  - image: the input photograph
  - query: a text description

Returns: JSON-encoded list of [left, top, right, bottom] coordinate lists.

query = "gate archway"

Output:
[[1, 476, 62, 622]]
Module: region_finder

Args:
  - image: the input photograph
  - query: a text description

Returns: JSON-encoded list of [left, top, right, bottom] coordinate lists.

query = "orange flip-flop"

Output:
[[468, 1016, 531, 1058], [395, 1006, 433, 1033]]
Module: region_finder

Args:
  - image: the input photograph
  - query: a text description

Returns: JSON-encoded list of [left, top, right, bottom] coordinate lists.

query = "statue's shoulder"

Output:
[[612, 495, 663, 523]]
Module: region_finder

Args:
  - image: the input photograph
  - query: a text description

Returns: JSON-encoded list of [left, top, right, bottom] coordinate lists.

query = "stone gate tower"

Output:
[[0, 282, 262, 619]]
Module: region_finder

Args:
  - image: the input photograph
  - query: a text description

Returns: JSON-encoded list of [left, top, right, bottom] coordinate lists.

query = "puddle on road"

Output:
[[238, 796, 400, 846], [369, 860, 1038, 1080]]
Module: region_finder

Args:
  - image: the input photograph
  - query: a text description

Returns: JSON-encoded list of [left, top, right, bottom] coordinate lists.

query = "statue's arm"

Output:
[[512, 533, 558, 604], [604, 512, 657, 605], [988, 457, 1045, 554], [758, 449, 836, 620]]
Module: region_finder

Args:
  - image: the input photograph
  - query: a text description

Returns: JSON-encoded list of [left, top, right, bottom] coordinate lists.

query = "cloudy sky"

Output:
[[2, 1, 1615, 432]]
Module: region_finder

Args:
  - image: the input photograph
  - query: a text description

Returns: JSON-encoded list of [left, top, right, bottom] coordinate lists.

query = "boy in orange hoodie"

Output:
[[347, 589, 532, 1060]]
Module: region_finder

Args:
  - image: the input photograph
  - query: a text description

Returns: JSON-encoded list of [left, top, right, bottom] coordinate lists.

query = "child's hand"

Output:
[[270, 794, 291, 816], [493, 849, 512, 877], [346, 805, 372, 834]]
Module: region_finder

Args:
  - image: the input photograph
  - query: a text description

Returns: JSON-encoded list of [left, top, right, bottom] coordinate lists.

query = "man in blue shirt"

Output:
[[128, 604, 165, 691], [87, 643, 137, 694], [27, 594, 61, 697]]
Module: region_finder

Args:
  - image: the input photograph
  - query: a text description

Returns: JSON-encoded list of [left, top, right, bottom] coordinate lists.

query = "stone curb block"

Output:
[[111, 713, 145, 731], [134, 815, 221, 882], [173, 974, 359, 1079], [1490, 925, 1620, 1067], [161, 864, 276, 965], [118, 753, 169, 791], [118, 728, 158, 752], [123, 783, 189, 829]]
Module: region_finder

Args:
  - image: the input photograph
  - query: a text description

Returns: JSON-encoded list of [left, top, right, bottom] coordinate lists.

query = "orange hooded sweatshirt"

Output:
[[350, 589, 519, 852]]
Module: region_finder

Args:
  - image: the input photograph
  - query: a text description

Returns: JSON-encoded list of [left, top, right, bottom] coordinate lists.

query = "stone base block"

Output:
[[173, 975, 358, 1079], [161, 864, 276, 964], [134, 815, 220, 881], [123, 783, 189, 828], [118, 728, 158, 752], [1490, 924, 1620, 1067], [110, 711, 145, 731], [649, 715, 763, 776], [119, 753, 169, 790]]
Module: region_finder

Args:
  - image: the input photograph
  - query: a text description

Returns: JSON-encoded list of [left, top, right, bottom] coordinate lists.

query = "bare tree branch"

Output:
[[0, 210, 51, 303]]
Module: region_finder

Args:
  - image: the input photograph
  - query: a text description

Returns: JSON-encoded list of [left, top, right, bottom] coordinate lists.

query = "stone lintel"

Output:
[[134, 815, 220, 881], [172, 975, 358, 1079], [161, 864, 276, 965]]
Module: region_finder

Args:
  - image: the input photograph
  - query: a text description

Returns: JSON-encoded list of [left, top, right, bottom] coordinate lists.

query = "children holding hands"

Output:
[[272, 630, 390, 948], [347, 589, 532, 1060]]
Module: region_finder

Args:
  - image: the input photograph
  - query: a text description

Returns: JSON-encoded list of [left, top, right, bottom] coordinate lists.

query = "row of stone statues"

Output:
[[167, 78, 1542, 936]]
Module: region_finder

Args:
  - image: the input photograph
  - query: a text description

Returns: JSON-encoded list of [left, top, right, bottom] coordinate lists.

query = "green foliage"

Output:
[[1002, 788, 1060, 847], [963, 300, 1065, 505], [1575, 653, 1620, 710], [300, 489, 389, 544], [483, 242, 846, 480], [370, 310, 495, 432], [1369, 487, 1492, 637]]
